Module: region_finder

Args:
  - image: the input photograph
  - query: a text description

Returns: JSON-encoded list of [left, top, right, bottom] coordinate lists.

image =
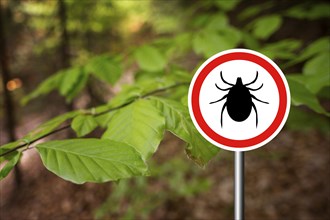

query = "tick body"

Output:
[[210, 71, 269, 127]]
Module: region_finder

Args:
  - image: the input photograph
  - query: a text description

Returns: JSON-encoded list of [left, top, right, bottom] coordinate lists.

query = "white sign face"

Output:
[[188, 49, 290, 151]]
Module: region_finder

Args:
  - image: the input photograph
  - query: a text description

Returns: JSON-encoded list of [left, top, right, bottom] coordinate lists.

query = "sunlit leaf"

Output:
[[287, 77, 329, 116], [71, 115, 98, 137], [286, 3, 330, 20], [206, 13, 228, 30], [0, 141, 23, 154], [215, 0, 240, 11], [193, 31, 233, 58], [303, 52, 330, 76], [166, 33, 193, 59], [150, 97, 219, 166], [102, 99, 165, 160], [185, 129, 220, 167], [134, 45, 166, 72], [86, 55, 122, 85], [21, 71, 64, 105], [150, 97, 190, 142], [219, 26, 242, 47], [94, 112, 115, 128], [238, 2, 273, 20], [90, 104, 115, 128], [285, 37, 330, 67], [251, 15, 282, 39], [289, 74, 330, 94], [66, 70, 89, 102], [259, 39, 302, 60], [36, 139, 148, 184], [0, 150, 22, 180], [241, 31, 260, 49], [301, 37, 330, 60], [59, 67, 84, 97]]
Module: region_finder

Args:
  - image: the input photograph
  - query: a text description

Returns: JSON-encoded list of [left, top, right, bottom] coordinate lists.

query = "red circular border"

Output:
[[191, 52, 288, 148]]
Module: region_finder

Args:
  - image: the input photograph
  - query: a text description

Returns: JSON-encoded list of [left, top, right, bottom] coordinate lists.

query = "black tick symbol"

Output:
[[210, 71, 269, 127]]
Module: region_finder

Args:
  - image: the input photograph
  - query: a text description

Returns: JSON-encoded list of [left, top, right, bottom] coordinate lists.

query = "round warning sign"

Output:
[[188, 49, 290, 151]]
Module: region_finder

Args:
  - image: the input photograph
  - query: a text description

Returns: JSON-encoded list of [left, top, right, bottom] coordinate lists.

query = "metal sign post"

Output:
[[235, 151, 244, 220]]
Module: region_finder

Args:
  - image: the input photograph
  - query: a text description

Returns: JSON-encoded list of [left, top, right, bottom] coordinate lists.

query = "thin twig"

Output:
[[95, 82, 189, 116], [0, 125, 71, 157], [0, 82, 189, 157]]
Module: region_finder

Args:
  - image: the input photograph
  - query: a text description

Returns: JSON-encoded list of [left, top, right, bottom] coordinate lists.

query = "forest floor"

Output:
[[1, 120, 329, 220]]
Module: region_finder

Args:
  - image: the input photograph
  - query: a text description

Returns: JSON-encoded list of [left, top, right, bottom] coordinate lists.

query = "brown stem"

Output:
[[0, 82, 190, 157], [0, 125, 71, 157]]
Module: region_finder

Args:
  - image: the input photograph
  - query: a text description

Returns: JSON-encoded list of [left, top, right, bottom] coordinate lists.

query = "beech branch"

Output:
[[0, 82, 189, 157]]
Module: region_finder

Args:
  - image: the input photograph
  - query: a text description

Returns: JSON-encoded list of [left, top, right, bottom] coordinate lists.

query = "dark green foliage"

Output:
[[1, 0, 329, 183]]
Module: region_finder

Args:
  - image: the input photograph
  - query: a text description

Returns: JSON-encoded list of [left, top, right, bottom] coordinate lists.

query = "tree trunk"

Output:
[[0, 4, 21, 186], [58, 0, 70, 69], [57, 0, 74, 138]]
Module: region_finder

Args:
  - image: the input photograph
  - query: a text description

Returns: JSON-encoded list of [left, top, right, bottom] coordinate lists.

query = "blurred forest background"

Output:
[[0, 0, 329, 219]]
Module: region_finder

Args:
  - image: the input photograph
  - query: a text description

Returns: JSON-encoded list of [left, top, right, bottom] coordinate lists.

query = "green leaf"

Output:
[[0, 140, 22, 154], [65, 70, 89, 102], [287, 77, 329, 116], [134, 45, 166, 72], [185, 126, 220, 167], [220, 26, 242, 48], [59, 67, 83, 97], [109, 85, 142, 107], [0, 150, 22, 180], [36, 139, 148, 184], [286, 107, 330, 133], [102, 99, 165, 160], [108, 77, 177, 107], [303, 52, 330, 76], [150, 97, 190, 142], [259, 39, 302, 60], [71, 115, 98, 137], [86, 55, 122, 85], [23, 111, 78, 141], [191, 14, 211, 28], [300, 37, 330, 60], [94, 112, 115, 128], [238, 2, 273, 20], [193, 30, 237, 58], [251, 15, 282, 39], [93, 104, 116, 128], [150, 97, 219, 166], [21, 71, 64, 105], [286, 37, 330, 67], [286, 3, 330, 20], [241, 31, 260, 49], [288, 74, 330, 94], [205, 13, 228, 30], [165, 33, 193, 60], [214, 0, 240, 11]]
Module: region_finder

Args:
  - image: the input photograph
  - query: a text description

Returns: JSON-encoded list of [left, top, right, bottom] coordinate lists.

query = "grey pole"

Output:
[[235, 151, 244, 220]]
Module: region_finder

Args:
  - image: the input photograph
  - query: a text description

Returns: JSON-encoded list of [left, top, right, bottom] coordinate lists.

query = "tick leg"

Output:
[[252, 102, 258, 127], [220, 71, 234, 86], [248, 83, 263, 91], [210, 95, 227, 104], [215, 83, 231, 91], [221, 102, 227, 127], [244, 71, 258, 86], [251, 94, 269, 104]]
